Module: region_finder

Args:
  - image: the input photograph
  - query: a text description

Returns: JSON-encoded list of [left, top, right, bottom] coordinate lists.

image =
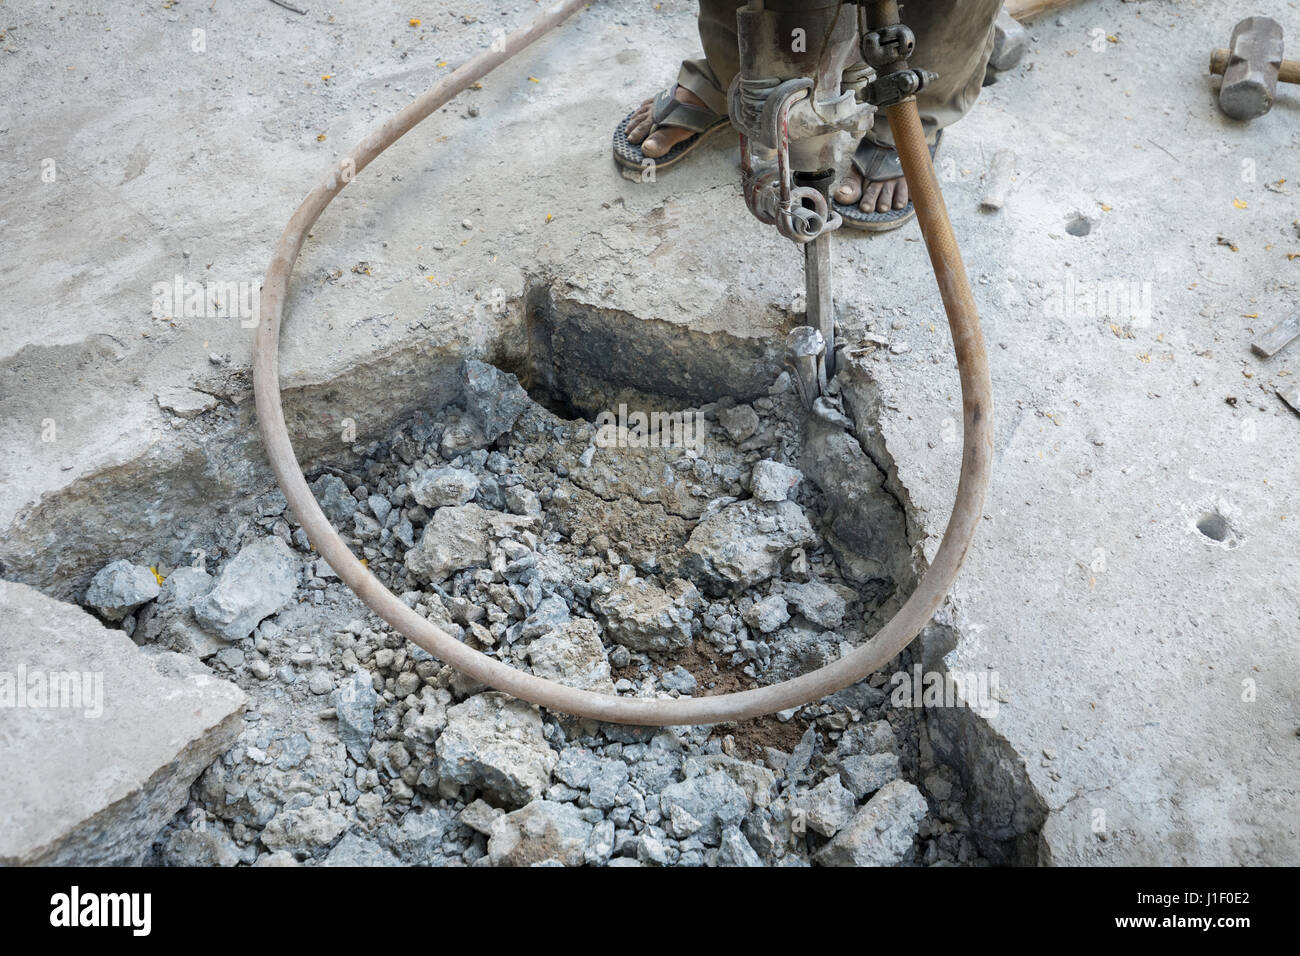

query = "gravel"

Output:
[[95, 361, 980, 868]]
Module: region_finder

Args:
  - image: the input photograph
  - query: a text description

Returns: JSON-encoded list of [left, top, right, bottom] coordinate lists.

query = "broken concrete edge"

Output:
[[0, 276, 786, 603], [0, 580, 247, 865], [1, 274, 1045, 861], [837, 362, 1049, 862]]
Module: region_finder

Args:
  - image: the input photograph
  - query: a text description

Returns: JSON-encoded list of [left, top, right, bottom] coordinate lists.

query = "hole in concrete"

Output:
[[17, 280, 1046, 867], [1065, 215, 1092, 237], [1196, 512, 1230, 542]]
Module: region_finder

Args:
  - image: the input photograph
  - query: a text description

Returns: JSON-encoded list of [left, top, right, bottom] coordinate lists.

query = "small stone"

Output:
[[526, 618, 615, 694], [741, 594, 790, 634], [487, 800, 593, 867], [84, 560, 160, 622], [192, 538, 299, 641], [783, 579, 846, 629], [659, 771, 749, 846], [333, 671, 377, 764], [459, 798, 505, 836], [594, 576, 699, 653], [718, 404, 760, 442], [322, 831, 400, 867], [716, 826, 764, 867], [837, 752, 901, 800], [750, 459, 803, 502], [659, 665, 697, 694], [410, 467, 479, 508], [521, 595, 570, 640], [814, 780, 928, 867], [260, 806, 347, 852], [436, 693, 557, 807], [683, 499, 816, 596], [307, 671, 334, 695], [792, 777, 857, 837], [460, 360, 530, 444], [311, 474, 356, 524]]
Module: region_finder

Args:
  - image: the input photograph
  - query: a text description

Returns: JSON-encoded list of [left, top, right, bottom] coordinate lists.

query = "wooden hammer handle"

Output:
[[1211, 47, 1300, 84]]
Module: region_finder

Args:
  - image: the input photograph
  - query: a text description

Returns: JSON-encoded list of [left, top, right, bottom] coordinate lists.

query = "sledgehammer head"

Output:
[[1211, 16, 1284, 120]]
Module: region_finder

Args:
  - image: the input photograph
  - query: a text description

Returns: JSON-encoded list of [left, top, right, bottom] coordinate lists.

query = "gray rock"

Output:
[[157, 825, 242, 867], [333, 671, 377, 764], [718, 404, 759, 442], [487, 800, 593, 867], [585, 819, 615, 865], [311, 474, 356, 524], [683, 499, 816, 596], [253, 850, 301, 867], [838, 752, 901, 800], [381, 808, 451, 864], [660, 770, 749, 846], [783, 579, 847, 629], [459, 798, 505, 836], [814, 779, 928, 867], [792, 777, 858, 837], [681, 754, 777, 809], [554, 749, 629, 810], [526, 618, 615, 694], [594, 576, 700, 653], [134, 566, 222, 658], [323, 831, 400, 866], [0, 581, 246, 866], [193, 537, 299, 641], [461, 360, 530, 444], [436, 693, 557, 807], [367, 494, 393, 524], [84, 560, 160, 621], [520, 594, 570, 640], [741, 594, 790, 634], [659, 665, 697, 694], [837, 719, 898, 757], [505, 486, 542, 516], [404, 504, 537, 583], [717, 825, 764, 866], [411, 467, 480, 509], [750, 459, 803, 502], [260, 806, 348, 852]]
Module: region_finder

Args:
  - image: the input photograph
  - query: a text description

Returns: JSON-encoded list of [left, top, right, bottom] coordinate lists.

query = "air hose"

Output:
[[252, 0, 992, 725]]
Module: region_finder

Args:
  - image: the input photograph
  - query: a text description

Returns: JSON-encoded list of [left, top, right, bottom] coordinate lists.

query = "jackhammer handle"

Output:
[[1210, 47, 1300, 84]]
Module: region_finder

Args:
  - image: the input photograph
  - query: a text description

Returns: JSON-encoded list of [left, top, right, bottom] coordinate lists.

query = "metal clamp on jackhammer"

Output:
[[728, 0, 936, 401]]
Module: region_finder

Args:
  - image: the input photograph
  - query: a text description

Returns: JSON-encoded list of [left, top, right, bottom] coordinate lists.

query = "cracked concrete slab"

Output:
[[2, 0, 1297, 863]]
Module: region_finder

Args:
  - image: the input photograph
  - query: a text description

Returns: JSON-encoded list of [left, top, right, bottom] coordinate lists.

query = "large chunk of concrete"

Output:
[[192, 537, 299, 641], [683, 499, 816, 596], [435, 692, 557, 807], [0, 581, 246, 865]]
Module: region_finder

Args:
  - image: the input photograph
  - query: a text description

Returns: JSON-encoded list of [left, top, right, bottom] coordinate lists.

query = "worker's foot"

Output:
[[834, 167, 910, 214], [613, 84, 730, 174], [832, 134, 942, 233]]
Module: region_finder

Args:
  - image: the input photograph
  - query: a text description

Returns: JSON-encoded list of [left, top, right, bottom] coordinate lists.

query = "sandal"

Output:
[[612, 84, 730, 175], [834, 131, 942, 233]]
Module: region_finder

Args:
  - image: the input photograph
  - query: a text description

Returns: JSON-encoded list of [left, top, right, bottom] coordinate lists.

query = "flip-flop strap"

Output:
[[650, 84, 724, 134], [851, 130, 942, 181]]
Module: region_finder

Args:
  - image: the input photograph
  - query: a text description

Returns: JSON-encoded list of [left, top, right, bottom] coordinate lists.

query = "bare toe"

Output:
[[834, 170, 863, 205], [641, 125, 693, 159], [893, 177, 910, 210], [875, 180, 896, 212], [860, 181, 884, 213]]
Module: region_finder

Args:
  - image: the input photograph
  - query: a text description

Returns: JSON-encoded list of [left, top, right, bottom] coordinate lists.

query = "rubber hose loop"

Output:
[[252, 2, 992, 726]]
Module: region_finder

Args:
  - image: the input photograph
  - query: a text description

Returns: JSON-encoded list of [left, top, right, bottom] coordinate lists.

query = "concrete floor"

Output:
[[2, 0, 1297, 864]]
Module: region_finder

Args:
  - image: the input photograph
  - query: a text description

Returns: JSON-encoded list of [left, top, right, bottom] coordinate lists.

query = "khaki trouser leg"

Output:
[[674, 0, 1002, 147]]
